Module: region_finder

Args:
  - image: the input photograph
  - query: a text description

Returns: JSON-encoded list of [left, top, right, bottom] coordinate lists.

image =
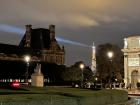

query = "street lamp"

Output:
[[24, 55, 31, 83], [80, 63, 85, 88], [107, 51, 113, 60], [95, 77, 98, 88], [107, 51, 114, 89], [95, 77, 98, 81]]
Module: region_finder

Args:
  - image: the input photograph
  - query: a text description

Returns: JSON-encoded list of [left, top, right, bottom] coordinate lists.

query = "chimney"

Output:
[[26, 24, 32, 32], [24, 24, 32, 47], [49, 25, 55, 40]]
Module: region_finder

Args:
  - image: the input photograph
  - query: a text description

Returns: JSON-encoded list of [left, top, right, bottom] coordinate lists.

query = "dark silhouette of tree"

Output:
[[61, 61, 94, 86], [62, 66, 81, 82], [96, 43, 124, 84], [83, 66, 94, 82], [39, 62, 67, 85]]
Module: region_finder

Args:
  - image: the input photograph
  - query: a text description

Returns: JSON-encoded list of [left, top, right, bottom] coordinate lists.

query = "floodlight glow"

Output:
[[0, 24, 91, 47], [56, 37, 91, 48], [0, 24, 25, 34]]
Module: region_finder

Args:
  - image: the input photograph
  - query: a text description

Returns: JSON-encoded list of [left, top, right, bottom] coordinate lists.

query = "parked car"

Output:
[[10, 81, 20, 88]]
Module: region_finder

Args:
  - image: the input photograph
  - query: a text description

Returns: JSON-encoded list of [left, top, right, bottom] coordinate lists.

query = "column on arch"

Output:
[[124, 54, 128, 88]]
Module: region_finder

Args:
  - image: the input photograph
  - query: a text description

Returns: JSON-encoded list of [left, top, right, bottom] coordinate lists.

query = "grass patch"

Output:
[[0, 86, 128, 105]]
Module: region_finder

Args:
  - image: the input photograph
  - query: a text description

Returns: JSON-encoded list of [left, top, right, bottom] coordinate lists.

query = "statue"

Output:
[[34, 63, 41, 74], [93, 42, 94, 46], [31, 63, 44, 87], [139, 38, 140, 46], [124, 38, 128, 48], [92, 42, 95, 50]]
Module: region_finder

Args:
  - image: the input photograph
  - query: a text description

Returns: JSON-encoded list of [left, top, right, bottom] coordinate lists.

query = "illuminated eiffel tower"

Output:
[[91, 42, 96, 74]]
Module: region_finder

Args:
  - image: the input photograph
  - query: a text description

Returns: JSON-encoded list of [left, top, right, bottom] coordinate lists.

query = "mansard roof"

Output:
[[30, 28, 51, 49], [19, 25, 61, 51], [0, 25, 64, 57], [19, 28, 51, 49]]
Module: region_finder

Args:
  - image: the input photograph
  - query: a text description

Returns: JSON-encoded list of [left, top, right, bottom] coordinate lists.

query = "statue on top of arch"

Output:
[[124, 38, 128, 48]]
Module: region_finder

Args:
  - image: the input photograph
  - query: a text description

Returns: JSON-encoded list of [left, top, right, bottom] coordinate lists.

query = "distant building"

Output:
[[122, 36, 140, 89], [0, 24, 65, 79], [19, 24, 65, 65], [0, 24, 65, 65], [91, 42, 96, 73]]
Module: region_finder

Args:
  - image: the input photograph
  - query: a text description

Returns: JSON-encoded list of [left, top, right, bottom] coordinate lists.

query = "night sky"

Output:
[[0, 0, 140, 66]]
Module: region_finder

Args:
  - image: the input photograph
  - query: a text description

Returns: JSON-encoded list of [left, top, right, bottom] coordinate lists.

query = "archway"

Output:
[[131, 70, 138, 88]]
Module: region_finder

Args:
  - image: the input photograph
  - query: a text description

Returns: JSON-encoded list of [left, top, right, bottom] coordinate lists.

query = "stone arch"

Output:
[[131, 70, 138, 88]]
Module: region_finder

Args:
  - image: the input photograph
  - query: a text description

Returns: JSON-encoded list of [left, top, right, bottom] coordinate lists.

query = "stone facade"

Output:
[[20, 25, 65, 65], [122, 36, 140, 88]]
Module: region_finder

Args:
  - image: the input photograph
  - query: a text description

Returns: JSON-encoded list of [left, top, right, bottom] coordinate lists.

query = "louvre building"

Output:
[[0, 25, 65, 79]]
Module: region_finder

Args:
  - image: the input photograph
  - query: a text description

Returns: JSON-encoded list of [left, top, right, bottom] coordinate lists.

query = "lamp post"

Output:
[[95, 77, 98, 88], [80, 63, 85, 88], [24, 55, 31, 83], [107, 51, 114, 89]]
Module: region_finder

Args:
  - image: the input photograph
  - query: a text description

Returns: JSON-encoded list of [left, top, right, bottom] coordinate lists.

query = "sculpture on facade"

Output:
[[124, 38, 128, 48]]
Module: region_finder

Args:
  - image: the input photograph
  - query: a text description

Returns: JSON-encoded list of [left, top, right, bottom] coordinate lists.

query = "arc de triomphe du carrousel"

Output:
[[122, 36, 140, 88]]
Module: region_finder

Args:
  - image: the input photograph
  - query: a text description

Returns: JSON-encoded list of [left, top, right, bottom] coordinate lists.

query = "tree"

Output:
[[61, 61, 94, 86], [42, 62, 66, 84], [83, 66, 94, 82], [62, 66, 81, 82], [72, 61, 94, 82], [96, 43, 124, 84]]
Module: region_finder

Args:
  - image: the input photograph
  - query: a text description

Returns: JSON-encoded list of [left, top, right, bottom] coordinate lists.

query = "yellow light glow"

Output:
[[24, 55, 30, 62], [80, 63, 84, 69]]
